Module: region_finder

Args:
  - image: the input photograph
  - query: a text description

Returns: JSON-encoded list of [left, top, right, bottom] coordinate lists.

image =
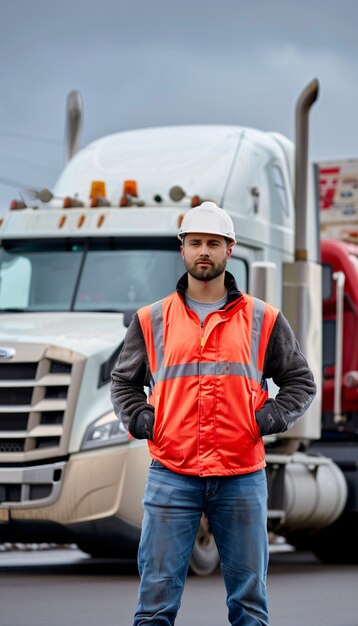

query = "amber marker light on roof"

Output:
[[97, 214, 105, 227], [58, 216, 67, 228], [63, 196, 84, 208], [191, 195, 201, 207], [90, 181, 106, 198], [119, 180, 143, 207], [177, 214, 185, 228], [10, 200, 26, 210], [77, 215, 86, 228], [123, 180, 138, 197]]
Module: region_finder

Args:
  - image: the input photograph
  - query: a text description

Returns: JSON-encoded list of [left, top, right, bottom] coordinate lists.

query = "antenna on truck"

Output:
[[65, 90, 83, 164]]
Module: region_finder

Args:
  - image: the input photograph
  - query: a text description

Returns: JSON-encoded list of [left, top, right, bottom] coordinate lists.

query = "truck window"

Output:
[[322, 264, 333, 301], [0, 255, 31, 309], [0, 241, 83, 311], [227, 256, 247, 291], [74, 245, 184, 311], [270, 164, 290, 217], [322, 319, 335, 369]]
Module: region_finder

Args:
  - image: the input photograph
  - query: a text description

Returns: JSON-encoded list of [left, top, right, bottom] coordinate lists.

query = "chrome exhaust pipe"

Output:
[[294, 78, 319, 262]]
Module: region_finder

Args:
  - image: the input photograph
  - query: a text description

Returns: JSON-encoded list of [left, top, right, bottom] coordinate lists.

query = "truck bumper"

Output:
[[0, 440, 150, 545]]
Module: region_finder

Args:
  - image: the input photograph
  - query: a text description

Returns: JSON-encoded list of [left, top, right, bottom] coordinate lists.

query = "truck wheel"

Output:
[[282, 531, 312, 551], [77, 541, 113, 558], [310, 512, 358, 564], [189, 516, 219, 576], [77, 538, 137, 559]]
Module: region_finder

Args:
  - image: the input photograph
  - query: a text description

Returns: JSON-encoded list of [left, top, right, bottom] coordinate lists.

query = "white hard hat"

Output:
[[178, 202, 237, 243]]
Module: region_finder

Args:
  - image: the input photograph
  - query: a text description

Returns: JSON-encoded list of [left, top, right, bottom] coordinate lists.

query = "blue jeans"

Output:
[[133, 461, 269, 626]]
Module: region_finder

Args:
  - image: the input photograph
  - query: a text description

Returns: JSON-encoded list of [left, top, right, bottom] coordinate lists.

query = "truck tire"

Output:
[[77, 537, 137, 559], [281, 530, 312, 551], [189, 516, 219, 576], [309, 512, 358, 564], [77, 540, 114, 558]]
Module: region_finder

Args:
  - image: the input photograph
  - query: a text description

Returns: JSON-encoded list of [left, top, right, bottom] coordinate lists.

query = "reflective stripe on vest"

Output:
[[149, 297, 265, 384]]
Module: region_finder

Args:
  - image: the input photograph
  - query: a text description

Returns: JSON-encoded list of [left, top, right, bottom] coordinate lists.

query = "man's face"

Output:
[[181, 233, 233, 282]]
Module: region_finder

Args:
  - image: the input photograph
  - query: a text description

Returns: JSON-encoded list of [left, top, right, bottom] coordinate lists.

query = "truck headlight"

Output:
[[81, 411, 128, 450]]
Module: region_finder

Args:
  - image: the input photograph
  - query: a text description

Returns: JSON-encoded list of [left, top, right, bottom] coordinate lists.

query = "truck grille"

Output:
[[0, 343, 85, 465], [0, 388, 33, 405], [0, 439, 25, 453], [0, 363, 37, 380]]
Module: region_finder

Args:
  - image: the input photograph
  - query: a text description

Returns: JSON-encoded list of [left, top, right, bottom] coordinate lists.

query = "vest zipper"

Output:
[[200, 321, 204, 349], [200, 312, 227, 350]]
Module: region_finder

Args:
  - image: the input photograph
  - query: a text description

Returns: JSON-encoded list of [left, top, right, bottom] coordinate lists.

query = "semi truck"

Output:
[[0, 81, 352, 573]]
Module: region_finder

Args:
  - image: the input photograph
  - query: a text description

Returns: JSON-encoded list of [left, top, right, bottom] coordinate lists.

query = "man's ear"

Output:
[[227, 242, 234, 259]]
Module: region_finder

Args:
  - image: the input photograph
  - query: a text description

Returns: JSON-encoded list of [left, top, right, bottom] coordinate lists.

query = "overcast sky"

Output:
[[0, 0, 357, 213]]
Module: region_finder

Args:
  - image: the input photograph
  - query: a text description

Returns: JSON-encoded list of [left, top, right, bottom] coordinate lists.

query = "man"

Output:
[[110, 201, 316, 626]]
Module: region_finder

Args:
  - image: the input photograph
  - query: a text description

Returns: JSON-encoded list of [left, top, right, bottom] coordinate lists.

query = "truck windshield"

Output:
[[0, 238, 247, 312], [0, 238, 181, 312]]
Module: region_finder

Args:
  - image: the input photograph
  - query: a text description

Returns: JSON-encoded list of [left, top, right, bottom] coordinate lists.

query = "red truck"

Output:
[[300, 162, 358, 562]]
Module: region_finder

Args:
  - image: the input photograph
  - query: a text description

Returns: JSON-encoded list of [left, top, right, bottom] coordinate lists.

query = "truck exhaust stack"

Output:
[[65, 90, 83, 164]]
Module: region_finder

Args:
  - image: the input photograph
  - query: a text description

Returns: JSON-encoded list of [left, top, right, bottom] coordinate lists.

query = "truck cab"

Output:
[[302, 238, 358, 562]]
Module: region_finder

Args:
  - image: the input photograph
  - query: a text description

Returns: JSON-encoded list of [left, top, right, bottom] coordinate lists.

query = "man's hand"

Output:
[[130, 410, 154, 440]]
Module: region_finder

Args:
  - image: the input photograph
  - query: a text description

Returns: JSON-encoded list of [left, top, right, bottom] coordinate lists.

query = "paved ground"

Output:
[[0, 547, 357, 626]]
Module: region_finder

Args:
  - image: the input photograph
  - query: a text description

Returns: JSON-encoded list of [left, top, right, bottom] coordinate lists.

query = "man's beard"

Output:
[[184, 257, 227, 282]]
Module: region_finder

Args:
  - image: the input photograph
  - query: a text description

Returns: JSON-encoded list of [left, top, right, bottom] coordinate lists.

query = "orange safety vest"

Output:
[[137, 291, 279, 476]]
